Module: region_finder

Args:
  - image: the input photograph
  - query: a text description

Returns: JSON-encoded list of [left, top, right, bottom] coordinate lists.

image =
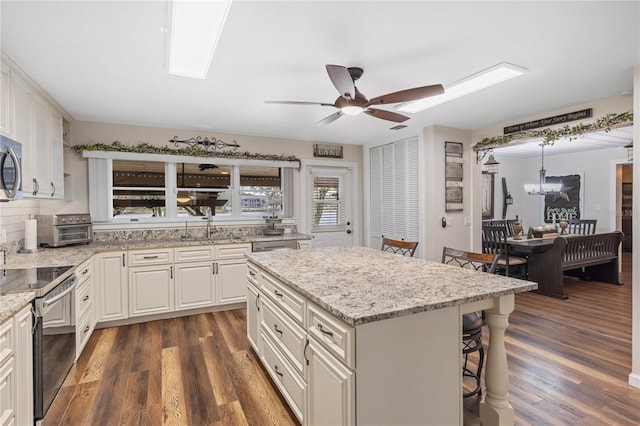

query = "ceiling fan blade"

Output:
[[364, 108, 410, 123], [367, 84, 445, 106], [316, 111, 343, 126], [326, 65, 355, 99], [265, 100, 335, 107]]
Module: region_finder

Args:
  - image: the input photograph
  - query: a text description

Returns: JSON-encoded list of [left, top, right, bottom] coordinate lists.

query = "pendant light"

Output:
[[524, 144, 562, 195], [483, 152, 500, 174]]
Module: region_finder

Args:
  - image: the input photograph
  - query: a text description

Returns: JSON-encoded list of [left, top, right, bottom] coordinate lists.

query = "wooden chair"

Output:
[[381, 237, 418, 257], [568, 219, 597, 235], [441, 247, 499, 397], [481, 223, 527, 278]]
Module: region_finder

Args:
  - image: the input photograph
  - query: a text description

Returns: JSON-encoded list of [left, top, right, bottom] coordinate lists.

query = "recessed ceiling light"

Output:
[[397, 62, 527, 113], [168, 0, 233, 79]]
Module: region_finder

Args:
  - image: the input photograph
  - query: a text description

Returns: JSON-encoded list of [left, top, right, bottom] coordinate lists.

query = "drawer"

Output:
[[261, 272, 305, 326], [0, 319, 13, 366], [260, 330, 305, 423], [128, 249, 173, 266], [307, 303, 355, 369], [76, 279, 93, 318], [247, 262, 259, 286], [76, 309, 94, 357], [0, 355, 15, 425], [174, 246, 215, 263], [261, 296, 307, 375], [75, 259, 93, 285], [214, 243, 251, 259]]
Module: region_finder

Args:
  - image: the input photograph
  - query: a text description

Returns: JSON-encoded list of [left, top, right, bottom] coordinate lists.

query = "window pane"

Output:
[[113, 160, 166, 218], [312, 176, 342, 228], [239, 166, 282, 217], [176, 163, 231, 217]]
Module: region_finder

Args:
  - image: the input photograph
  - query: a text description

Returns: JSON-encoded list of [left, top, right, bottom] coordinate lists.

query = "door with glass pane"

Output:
[[307, 167, 353, 248]]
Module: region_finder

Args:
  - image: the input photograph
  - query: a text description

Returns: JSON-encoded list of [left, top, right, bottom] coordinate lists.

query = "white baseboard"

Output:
[[629, 372, 640, 388]]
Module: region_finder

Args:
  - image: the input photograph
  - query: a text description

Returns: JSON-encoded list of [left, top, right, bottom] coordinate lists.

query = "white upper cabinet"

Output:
[[2, 55, 66, 199]]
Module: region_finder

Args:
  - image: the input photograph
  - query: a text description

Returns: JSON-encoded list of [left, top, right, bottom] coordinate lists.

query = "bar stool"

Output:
[[442, 247, 499, 397]]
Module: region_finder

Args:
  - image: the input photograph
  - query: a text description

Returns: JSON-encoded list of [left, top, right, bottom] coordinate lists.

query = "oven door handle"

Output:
[[43, 279, 77, 307]]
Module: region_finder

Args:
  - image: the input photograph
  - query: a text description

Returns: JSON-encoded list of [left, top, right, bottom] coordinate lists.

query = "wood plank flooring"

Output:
[[47, 256, 640, 425]]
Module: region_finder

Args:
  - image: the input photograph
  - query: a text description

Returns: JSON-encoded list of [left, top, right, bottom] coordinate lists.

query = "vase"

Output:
[[559, 219, 568, 235], [513, 217, 523, 240]]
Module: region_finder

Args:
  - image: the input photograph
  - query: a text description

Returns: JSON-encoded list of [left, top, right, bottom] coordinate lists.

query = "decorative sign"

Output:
[[504, 108, 593, 135], [544, 173, 583, 223], [313, 143, 343, 159], [445, 141, 464, 212]]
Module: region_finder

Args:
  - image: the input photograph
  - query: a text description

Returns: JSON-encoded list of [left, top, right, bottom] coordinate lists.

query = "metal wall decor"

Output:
[[170, 136, 240, 151], [445, 141, 464, 212]]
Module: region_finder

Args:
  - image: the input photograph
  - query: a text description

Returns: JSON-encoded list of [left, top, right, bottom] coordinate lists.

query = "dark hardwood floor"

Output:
[[47, 255, 639, 425]]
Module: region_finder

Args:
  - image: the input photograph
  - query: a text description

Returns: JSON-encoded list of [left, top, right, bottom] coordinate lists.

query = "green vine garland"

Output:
[[472, 111, 633, 152], [71, 141, 301, 164]]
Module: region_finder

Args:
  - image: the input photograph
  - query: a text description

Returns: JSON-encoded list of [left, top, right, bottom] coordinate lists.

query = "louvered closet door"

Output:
[[308, 167, 354, 248], [369, 137, 421, 257]]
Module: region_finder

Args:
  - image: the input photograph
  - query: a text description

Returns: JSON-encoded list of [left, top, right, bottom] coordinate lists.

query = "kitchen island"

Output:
[[246, 246, 537, 426]]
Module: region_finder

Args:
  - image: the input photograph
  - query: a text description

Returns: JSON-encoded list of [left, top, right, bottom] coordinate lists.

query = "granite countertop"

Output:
[[246, 246, 538, 326], [1, 233, 310, 321], [0, 292, 35, 323], [4, 232, 312, 269]]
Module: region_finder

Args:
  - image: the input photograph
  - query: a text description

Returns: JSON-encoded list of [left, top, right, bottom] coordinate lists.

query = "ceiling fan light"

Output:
[[341, 105, 363, 116], [397, 62, 527, 113]]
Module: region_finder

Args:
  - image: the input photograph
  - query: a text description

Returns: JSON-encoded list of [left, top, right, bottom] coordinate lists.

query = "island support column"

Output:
[[479, 294, 515, 426]]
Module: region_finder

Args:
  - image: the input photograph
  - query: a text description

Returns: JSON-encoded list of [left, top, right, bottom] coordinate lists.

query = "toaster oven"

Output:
[[35, 214, 93, 247]]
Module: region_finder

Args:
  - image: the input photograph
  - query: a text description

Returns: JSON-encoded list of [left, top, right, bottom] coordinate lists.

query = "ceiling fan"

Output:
[[265, 64, 444, 125]]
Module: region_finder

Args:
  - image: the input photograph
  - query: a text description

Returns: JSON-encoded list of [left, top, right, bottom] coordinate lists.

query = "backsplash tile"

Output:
[[92, 224, 297, 242]]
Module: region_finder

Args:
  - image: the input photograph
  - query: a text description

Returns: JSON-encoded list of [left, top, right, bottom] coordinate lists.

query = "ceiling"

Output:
[[1, 1, 638, 147]]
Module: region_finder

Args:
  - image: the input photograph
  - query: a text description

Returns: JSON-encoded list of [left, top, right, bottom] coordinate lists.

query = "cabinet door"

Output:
[[0, 62, 11, 137], [96, 252, 128, 322], [129, 265, 174, 317], [306, 337, 355, 426], [247, 283, 261, 352], [215, 257, 248, 305], [49, 108, 64, 199], [174, 262, 214, 311], [12, 73, 33, 194], [14, 306, 33, 426], [0, 355, 15, 426], [29, 93, 51, 198]]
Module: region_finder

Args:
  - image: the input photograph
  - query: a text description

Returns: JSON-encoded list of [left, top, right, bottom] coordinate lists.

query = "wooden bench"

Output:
[[527, 231, 624, 299]]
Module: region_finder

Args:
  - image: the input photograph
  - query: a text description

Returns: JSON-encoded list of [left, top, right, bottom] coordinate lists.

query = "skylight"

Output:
[[397, 62, 527, 113], [168, 0, 233, 79]]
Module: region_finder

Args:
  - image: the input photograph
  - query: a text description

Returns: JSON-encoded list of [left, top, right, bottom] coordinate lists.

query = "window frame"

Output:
[[84, 150, 299, 226]]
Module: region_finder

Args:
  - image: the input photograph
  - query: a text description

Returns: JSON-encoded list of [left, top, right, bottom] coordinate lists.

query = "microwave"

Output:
[[0, 135, 23, 201]]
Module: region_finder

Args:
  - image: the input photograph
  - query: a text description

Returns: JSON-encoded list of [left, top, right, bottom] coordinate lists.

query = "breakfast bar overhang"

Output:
[[246, 246, 537, 425]]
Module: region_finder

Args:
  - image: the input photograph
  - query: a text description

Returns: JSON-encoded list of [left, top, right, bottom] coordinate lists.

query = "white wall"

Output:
[[422, 125, 473, 261], [489, 147, 628, 233]]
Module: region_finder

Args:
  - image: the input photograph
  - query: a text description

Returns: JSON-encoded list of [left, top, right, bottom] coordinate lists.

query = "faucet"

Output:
[[181, 220, 191, 240], [206, 208, 212, 239]]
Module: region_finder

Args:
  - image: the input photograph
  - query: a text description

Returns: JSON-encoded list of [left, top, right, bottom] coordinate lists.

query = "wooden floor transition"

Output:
[[47, 255, 639, 425]]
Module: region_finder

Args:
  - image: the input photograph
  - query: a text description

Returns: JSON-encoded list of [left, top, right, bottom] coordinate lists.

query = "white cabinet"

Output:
[[128, 249, 175, 317], [297, 240, 312, 250], [0, 62, 11, 137], [0, 305, 33, 426], [174, 246, 214, 311], [1, 58, 65, 198], [75, 258, 95, 359], [246, 263, 261, 352], [96, 252, 128, 322], [306, 336, 354, 426], [214, 243, 251, 305]]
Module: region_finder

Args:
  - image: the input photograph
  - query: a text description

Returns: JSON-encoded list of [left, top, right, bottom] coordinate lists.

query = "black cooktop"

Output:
[[0, 265, 74, 297]]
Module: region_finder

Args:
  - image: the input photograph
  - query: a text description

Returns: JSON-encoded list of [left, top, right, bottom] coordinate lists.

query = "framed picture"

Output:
[[482, 172, 494, 219], [445, 141, 464, 212], [313, 143, 343, 158], [543, 172, 584, 222]]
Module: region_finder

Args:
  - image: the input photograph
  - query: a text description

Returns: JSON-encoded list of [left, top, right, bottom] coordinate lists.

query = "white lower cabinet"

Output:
[[216, 257, 249, 305], [248, 265, 355, 425], [0, 305, 33, 426], [174, 261, 214, 310], [96, 252, 128, 322], [129, 264, 174, 317], [75, 258, 95, 359]]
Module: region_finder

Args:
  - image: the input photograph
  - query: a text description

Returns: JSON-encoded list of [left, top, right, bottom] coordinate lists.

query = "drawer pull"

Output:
[[82, 295, 89, 302], [274, 365, 283, 378], [83, 325, 90, 334], [256, 293, 261, 311], [317, 323, 334, 337], [273, 324, 283, 335], [304, 339, 310, 366], [143, 255, 159, 259], [249, 270, 256, 277], [274, 289, 284, 298], [82, 269, 89, 275]]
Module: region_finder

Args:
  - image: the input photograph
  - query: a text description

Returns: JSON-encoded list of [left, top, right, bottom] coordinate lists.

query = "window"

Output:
[[89, 154, 297, 224], [311, 174, 345, 232]]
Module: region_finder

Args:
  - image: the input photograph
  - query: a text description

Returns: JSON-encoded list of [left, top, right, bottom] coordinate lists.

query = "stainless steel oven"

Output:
[[0, 134, 23, 201], [36, 214, 93, 247], [0, 265, 77, 423]]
